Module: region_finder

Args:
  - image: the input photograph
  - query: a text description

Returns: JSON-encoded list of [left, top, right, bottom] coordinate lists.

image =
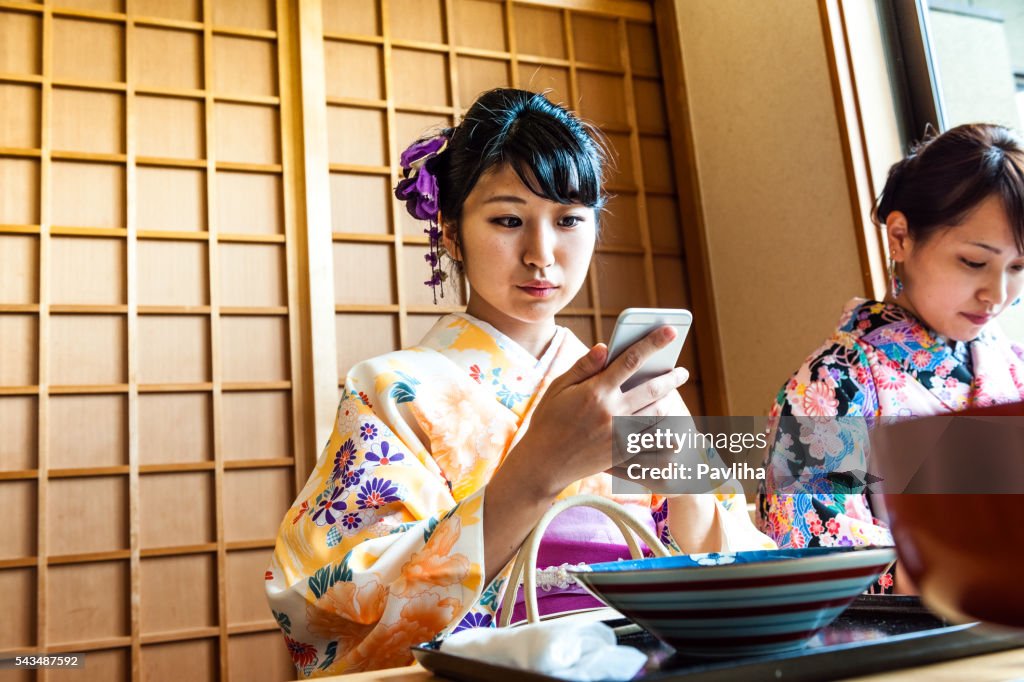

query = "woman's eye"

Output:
[[559, 215, 584, 227], [492, 216, 522, 228], [960, 257, 985, 269], [1011, 263, 1024, 273]]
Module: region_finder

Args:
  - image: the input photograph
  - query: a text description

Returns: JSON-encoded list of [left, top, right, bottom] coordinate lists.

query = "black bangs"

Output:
[[492, 113, 605, 209], [432, 89, 609, 227]]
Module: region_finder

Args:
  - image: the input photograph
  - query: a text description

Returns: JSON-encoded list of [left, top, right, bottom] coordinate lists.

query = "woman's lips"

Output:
[[961, 312, 992, 326], [517, 284, 558, 298]]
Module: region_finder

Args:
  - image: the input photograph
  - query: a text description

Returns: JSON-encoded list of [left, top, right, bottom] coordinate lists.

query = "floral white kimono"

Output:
[[267, 313, 773, 677], [758, 298, 1024, 591]]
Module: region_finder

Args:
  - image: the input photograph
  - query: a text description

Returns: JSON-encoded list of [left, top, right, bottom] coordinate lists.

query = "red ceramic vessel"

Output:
[[874, 402, 1024, 627]]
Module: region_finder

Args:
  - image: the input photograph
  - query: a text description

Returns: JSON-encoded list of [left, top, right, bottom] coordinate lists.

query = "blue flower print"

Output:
[[331, 439, 357, 481], [452, 611, 493, 633], [341, 465, 364, 489], [312, 486, 346, 526], [652, 500, 669, 524], [356, 477, 401, 510], [496, 386, 527, 409], [365, 441, 405, 467], [360, 422, 378, 442], [659, 523, 678, 550], [339, 510, 366, 531]]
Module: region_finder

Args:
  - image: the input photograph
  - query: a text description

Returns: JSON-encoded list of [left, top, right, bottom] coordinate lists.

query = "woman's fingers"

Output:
[[558, 343, 608, 387], [601, 326, 677, 390], [623, 366, 689, 414]]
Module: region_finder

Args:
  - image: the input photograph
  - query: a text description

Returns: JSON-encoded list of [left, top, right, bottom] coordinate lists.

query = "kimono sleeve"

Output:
[[652, 454, 777, 553], [264, 363, 486, 678], [694, 446, 778, 551], [756, 336, 894, 552]]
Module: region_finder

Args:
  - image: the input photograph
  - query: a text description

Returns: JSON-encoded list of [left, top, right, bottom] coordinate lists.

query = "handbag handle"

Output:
[[497, 494, 674, 627]]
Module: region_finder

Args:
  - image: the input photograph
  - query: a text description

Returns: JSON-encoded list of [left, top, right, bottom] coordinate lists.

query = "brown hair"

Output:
[[874, 123, 1024, 251]]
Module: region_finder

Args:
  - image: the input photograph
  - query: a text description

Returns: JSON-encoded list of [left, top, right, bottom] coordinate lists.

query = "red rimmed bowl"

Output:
[[568, 546, 895, 657]]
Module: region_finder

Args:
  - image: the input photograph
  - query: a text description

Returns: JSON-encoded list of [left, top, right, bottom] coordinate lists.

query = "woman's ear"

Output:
[[442, 221, 462, 262], [886, 211, 912, 262]]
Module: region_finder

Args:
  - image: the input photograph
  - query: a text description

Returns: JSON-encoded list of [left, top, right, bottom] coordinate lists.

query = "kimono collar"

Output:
[[429, 312, 568, 367], [839, 298, 983, 409], [416, 313, 579, 414]]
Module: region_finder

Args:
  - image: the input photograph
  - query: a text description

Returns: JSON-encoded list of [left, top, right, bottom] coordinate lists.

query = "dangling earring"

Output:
[[1013, 297, 1021, 307], [889, 258, 904, 298]]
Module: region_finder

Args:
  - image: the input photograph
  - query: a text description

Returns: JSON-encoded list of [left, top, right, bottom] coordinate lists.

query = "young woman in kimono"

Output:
[[758, 123, 1024, 592], [266, 88, 775, 677]]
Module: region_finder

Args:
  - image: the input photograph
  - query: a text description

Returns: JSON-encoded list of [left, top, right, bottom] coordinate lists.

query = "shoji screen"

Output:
[[320, 0, 705, 412], [1, 0, 705, 680], [0, 1, 300, 679]]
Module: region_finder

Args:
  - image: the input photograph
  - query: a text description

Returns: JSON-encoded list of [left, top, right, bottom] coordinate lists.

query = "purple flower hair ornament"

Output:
[[394, 132, 450, 303], [395, 132, 452, 301]]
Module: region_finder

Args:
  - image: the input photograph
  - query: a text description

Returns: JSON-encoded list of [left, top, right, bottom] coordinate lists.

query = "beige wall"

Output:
[[667, 0, 867, 415]]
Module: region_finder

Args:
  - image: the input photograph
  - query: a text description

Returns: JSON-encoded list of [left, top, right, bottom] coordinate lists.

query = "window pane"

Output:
[[925, 0, 1024, 338], [927, 0, 1023, 130]]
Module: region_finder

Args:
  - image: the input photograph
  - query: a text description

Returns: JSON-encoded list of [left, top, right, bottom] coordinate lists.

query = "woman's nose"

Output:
[[523, 222, 555, 268], [980, 271, 1009, 307]]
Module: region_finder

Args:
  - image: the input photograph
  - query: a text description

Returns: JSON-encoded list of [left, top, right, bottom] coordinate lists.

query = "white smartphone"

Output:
[[605, 308, 692, 392]]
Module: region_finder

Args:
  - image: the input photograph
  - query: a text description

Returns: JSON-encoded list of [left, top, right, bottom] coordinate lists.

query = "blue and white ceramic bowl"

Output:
[[568, 546, 896, 657]]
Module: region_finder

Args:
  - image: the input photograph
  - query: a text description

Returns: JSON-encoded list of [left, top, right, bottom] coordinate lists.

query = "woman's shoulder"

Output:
[[343, 344, 445, 391], [346, 314, 464, 373], [792, 299, 879, 369], [834, 297, 906, 335], [772, 299, 880, 417]]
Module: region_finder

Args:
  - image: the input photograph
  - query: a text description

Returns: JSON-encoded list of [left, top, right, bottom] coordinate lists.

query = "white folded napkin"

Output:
[[439, 619, 647, 682]]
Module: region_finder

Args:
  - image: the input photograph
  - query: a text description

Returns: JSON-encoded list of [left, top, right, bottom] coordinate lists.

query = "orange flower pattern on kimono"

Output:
[[267, 313, 769, 677]]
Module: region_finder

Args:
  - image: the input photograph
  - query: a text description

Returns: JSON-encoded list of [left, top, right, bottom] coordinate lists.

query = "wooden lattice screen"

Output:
[[0, 0, 303, 678], [0, 0, 701, 679]]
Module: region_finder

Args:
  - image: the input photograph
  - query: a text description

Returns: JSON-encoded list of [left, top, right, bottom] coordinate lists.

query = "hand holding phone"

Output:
[[492, 308, 691, 503], [605, 308, 692, 392]]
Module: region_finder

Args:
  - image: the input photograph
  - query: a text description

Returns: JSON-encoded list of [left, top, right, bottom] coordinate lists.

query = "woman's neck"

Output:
[[881, 293, 959, 346], [883, 292, 921, 322], [464, 299, 557, 359]]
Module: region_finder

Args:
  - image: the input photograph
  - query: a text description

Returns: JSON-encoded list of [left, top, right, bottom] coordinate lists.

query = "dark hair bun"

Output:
[[873, 123, 1024, 251]]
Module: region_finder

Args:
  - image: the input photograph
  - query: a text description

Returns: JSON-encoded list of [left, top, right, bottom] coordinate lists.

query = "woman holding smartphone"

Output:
[[266, 88, 773, 677], [758, 123, 1024, 592]]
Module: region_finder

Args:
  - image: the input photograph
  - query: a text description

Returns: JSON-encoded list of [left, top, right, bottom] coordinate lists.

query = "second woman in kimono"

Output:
[[266, 88, 774, 677], [757, 123, 1024, 592]]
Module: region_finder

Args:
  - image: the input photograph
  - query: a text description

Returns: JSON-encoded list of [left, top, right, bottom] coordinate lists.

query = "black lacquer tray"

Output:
[[412, 596, 1024, 681]]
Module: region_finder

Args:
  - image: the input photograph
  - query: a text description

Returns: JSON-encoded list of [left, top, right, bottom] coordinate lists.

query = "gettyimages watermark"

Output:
[[609, 414, 1024, 495], [610, 416, 771, 495]]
